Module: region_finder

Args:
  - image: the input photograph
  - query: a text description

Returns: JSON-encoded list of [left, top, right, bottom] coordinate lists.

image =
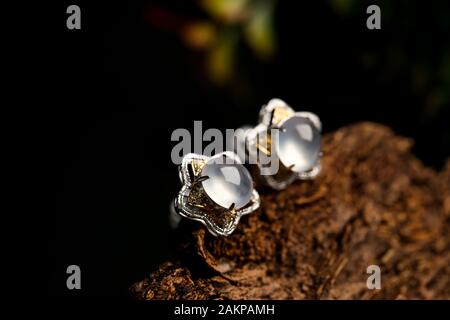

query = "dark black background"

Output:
[[49, 0, 450, 299]]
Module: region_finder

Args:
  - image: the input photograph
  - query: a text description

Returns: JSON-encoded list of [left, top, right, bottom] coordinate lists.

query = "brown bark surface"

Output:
[[130, 122, 450, 300]]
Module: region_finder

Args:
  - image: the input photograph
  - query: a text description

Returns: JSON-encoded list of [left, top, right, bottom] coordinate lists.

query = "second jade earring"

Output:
[[236, 98, 322, 190]]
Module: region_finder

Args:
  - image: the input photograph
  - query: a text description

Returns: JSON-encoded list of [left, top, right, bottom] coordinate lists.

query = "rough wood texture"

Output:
[[130, 122, 450, 300]]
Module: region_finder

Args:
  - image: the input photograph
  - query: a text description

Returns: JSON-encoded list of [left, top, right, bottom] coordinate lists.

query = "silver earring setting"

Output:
[[241, 98, 322, 190], [173, 152, 260, 237]]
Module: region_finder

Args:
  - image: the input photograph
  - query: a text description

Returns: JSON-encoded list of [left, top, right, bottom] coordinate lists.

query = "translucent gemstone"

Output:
[[201, 157, 253, 209], [276, 116, 320, 173]]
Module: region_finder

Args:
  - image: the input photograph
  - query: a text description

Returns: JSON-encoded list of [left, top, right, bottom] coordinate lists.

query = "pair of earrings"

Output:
[[171, 99, 322, 237]]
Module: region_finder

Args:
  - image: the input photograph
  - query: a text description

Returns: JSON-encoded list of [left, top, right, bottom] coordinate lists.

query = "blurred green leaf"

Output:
[[244, 0, 276, 59]]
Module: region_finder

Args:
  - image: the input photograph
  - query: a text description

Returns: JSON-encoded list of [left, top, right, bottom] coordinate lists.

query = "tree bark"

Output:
[[130, 122, 450, 300]]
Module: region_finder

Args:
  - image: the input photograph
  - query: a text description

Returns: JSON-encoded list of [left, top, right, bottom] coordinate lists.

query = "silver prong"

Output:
[[195, 175, 209, 184], [187, 163, 195, 182], [268, 108, 276, 128]]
